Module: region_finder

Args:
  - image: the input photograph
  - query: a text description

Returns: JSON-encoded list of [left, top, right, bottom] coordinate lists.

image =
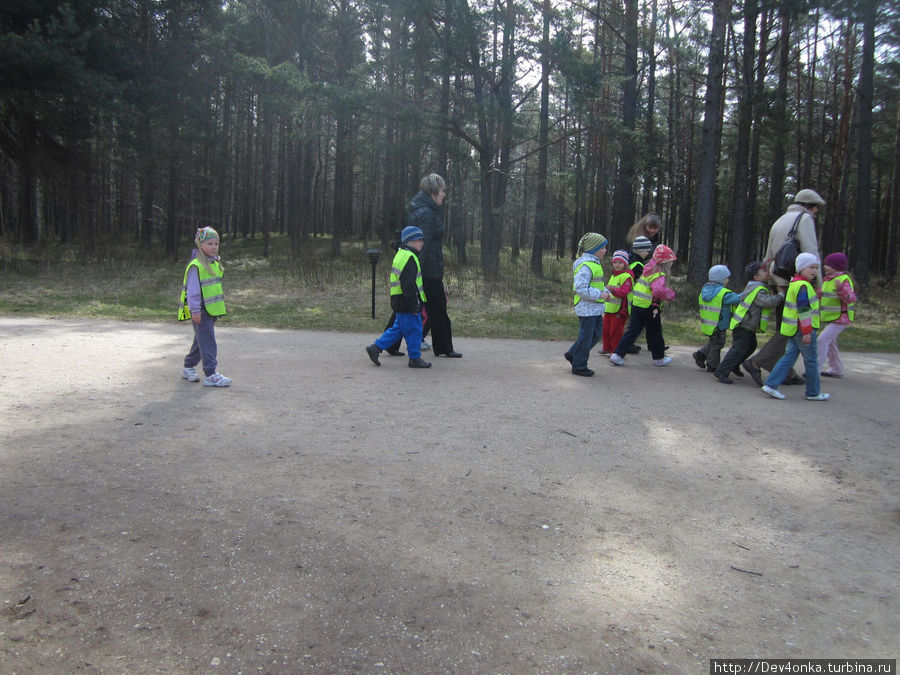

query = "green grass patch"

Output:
[[1, 234, 897, 352]]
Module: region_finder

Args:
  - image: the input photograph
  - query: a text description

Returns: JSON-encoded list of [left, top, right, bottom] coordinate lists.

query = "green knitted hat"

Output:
[[579, 232, 608, 255]]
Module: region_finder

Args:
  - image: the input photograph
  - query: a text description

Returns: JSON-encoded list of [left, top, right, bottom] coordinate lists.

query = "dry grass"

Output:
[[0, 235, 896, 351]]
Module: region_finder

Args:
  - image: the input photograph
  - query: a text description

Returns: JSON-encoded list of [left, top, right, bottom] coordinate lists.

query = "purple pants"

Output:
[[184, 310, 219, 376]]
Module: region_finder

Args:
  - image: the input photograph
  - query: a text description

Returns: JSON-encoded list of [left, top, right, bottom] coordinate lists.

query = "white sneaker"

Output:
[[653, 356, 672, 366], [182, 367, 200, 382], [761, 385, 785, 400], [805, 393, 830, 401], [609, 353, 625, 366], [421, 340, 432, 351], [203, 372, 232, 387]]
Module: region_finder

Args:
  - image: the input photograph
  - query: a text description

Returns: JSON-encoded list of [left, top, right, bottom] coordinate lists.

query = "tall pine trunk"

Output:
[[531, 0, 552, 276], [728, 0, 758, 284], [610, 0, 638, 246], [688, 0, 728, 283], [853, 0, 876, 287], [767, 9, 791, 226]]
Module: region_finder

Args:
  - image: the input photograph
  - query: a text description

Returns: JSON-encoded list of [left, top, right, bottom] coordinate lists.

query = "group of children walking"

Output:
[[174, 225, 856, 400], [691, 251, 856, 400], [565, 231, 678, 376], [564, 230, 856, 401]]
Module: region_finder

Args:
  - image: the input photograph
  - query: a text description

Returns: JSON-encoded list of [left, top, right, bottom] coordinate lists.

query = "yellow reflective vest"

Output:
[[698, 287, 729, 336], [604, 271, 632, 314], [729, 285, 771, 333], [179, 258, 226, 320], [389, 248, 426, 302], [631, 271, 662, 309], [573, 260, 605, 305], [780, 278, 819, 336], [820, 274, 854, 323]]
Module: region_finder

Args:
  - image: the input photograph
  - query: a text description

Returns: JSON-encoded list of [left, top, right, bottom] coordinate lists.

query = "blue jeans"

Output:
[[765, 330, 821, 397], [376, 312, 423, 359], [567, 315, 603, 370]]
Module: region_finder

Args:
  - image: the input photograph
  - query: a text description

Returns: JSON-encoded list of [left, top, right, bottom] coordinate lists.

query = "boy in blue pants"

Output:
[[366, 227, 431, 369]]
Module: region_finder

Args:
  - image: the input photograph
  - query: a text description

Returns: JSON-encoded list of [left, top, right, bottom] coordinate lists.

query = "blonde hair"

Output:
[[626, 213, 662, 244]]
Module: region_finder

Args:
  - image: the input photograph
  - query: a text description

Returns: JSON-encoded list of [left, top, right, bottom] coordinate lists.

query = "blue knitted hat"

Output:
[[401, 226, 424, 244]]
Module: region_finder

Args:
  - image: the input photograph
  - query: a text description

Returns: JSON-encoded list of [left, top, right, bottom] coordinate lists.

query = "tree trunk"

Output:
[[610, 0, 638, 247], [641, 0, 658, 215], [887, 105, 900, 282], [767, 9, 791, 226], [745, 7, 771, 258], [490, 0, 515, 273], [728, 0, 758, 284], [531, 0, 552, 276], [853, 0, 876, 287], [688, 0, 728, 283], [826, 20, 858, 255]]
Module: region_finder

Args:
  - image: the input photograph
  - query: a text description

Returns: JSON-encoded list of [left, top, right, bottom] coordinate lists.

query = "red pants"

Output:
[[602, 312, 628, 353]]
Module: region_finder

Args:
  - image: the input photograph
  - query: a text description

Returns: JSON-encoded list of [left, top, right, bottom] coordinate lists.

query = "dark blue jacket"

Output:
[[408, 190, 444, 280]]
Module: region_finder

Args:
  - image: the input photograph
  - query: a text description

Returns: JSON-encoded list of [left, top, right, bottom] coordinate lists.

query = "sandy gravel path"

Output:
[[1, 317, 897, 673]]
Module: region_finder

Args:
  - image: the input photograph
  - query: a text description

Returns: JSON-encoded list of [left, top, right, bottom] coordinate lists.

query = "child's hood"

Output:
[[572, 252, 601, 271], [701, 282, 725, 301], [641, 258, 660, 275]]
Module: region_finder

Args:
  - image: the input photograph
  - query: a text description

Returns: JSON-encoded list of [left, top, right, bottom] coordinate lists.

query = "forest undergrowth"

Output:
[[1, 235, 897, 352]]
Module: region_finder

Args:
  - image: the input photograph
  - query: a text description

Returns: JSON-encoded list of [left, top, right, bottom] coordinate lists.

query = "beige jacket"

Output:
[[764, 204, 821, 287]]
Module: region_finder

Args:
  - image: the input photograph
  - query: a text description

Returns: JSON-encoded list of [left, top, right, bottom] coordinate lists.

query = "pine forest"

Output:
[[2, 0, 899, 287]]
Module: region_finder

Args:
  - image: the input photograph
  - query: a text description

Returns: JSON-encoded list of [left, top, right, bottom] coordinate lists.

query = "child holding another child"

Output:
[[713, 261, 784, 384]]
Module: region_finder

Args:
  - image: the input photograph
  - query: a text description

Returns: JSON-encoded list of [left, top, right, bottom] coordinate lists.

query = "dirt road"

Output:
[[1, 317, 897, 673]]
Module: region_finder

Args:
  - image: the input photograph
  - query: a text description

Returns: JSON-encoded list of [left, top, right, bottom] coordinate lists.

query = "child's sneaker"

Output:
[[609, 353, 625, 366], [203, 372, 232, 387], [805, 392, 830, 401], [182, 367, 200, 382], [653, 356, 672, 366], [421, 339, 432, 351], [761, 385, 785, 400]]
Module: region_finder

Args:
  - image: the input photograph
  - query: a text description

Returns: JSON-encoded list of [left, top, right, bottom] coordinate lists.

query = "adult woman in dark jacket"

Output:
[[625, 213, 662, 254], [408, 173, 462, 358]]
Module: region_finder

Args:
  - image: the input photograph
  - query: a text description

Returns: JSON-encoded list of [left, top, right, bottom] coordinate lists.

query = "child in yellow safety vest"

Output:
[[610, 245, 677, 367], [762, 253, 830, 401], [600, 250, 634, 355], [693, 265, 742, 377], [366, 227, 431, 369], [817, 252, 857, 379], [564, 232, 612, 377], [178, 227, 232, 387], [629, 236, 653, 281], [712, 261, 784, 384]]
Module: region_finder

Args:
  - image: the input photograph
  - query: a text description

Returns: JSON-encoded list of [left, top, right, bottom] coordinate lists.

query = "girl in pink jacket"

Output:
[[817, 252, 857, 378]]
